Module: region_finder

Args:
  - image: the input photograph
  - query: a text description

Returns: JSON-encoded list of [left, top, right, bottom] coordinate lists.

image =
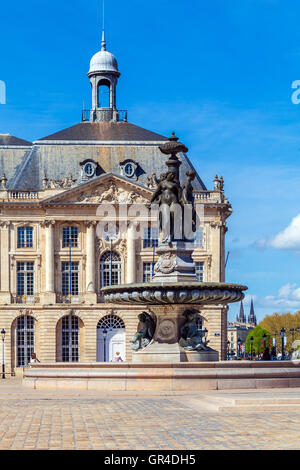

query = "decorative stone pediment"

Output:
[[41, 173, 152, 206]]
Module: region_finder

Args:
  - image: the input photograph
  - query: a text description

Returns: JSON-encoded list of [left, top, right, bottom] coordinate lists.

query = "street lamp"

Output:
[[103, 328, 108, 363], [227, 340, 230, 360], [262, 333, 267, 354], [1, 329, 6, 379], [250, 336, 254, 361], [290, 327, 300, 343], [280, 328, 285, 360]]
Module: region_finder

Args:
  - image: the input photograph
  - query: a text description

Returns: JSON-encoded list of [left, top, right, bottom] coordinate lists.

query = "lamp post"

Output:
[[262, 333, 267, 354], [103, 328, 108, 363], [1, 329, 6, 379], [227, 340, 230, 360], [280, 328, 285, 360], [250, 336, 254, 361], [290, 327, 300, 343]]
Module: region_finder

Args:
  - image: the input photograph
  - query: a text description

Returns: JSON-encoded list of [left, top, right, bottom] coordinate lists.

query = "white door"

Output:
[[97, 328, 126, 362]]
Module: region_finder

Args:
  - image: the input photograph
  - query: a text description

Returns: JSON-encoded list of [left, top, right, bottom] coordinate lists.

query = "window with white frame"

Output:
[[17, 262, 34, 296], [62, 226, 79, 248], [143, 262, 153, 283], [143, 227, 159, 249], [16, 315, 35, 367], [195, 262, 204, 282], [17, 227, 33, 248], [62, 315, 79, 362], [193, 229, 204, 249], [61, 261, 79, 296], [100, 252, 122, 287]]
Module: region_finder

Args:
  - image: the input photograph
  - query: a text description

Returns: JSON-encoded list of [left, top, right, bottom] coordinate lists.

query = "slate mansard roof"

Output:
[[37, 121, 169, 143], [0, 121, 207, 192], [0, 134, 32, 147]]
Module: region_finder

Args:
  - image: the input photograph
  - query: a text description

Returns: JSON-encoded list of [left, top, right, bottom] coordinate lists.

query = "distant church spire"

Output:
[[248, 298, 257, 326], [237, 300, 246, 324]]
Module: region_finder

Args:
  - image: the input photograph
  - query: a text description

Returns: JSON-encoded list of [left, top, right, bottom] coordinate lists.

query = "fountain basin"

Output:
[[101, 282, 247, 305]]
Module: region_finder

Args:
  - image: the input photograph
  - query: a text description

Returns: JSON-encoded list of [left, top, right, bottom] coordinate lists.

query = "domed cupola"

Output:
[[87, 30, 121, 122], [88, 31, 120, 75]]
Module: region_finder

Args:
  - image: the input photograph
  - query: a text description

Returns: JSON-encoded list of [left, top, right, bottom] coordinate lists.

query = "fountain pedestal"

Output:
[[152, 241, 197, 283], [132, 343, 219, 363], [131, 304, 219, 363]]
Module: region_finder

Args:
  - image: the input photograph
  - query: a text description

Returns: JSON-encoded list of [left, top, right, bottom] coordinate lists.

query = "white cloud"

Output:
[[255, 214, 300, 253], [269, 214, 300, 251], [260, 283, 300, 310]]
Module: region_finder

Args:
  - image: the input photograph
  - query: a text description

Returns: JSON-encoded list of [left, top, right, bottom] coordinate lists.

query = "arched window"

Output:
[[100, 252, 122, 287], [62, 315, 79, 362], [97, 80, 110, 108], [97, 315, 125, 330], [97, 315, 126, 362], [17, 315, 35, 367]]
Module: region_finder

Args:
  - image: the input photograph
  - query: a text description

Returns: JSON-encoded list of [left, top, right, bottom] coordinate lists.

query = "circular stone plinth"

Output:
[[101, 282, 247, 305]]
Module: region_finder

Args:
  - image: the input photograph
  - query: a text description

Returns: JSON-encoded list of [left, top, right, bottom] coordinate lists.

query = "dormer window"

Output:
[[120, 159, 138, 179], [84, 162, 95, 177], [80, 159, 98, 182], [124, 163, 135, 178]]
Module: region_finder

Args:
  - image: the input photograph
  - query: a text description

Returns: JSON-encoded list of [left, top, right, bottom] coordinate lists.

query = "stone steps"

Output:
[[202, 395, 300, 412], [218, 403, 300, 412]]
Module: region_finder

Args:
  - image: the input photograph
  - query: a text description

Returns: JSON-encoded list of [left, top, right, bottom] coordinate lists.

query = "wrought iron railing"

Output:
[[56, 294, 84, 304], [12, 295, 40, 304], [81, 109, 128, 123]]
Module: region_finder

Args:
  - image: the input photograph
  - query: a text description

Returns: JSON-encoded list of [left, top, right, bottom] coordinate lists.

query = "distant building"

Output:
[[0, 23, 234, 373], [227, 322, 254, 357], [228, 299, 256, 356]]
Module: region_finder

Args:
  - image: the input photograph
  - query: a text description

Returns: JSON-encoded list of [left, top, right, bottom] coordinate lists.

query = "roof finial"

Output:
[[101, 0, 106, 51]]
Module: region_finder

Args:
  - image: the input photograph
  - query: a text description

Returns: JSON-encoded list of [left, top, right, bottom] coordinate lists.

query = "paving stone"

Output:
[[0, 379, 299, 450]]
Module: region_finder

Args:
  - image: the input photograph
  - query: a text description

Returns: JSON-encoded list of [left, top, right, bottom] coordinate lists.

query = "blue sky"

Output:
[[1, 0, 300, 322]]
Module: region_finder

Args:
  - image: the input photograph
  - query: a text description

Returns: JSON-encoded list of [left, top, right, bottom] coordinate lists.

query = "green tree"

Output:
[[245, 326, 271, 356], [260, 312, 300, 354]]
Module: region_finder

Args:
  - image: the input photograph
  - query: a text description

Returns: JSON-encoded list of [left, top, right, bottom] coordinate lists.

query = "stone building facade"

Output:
[[0, 31, 233, 374]]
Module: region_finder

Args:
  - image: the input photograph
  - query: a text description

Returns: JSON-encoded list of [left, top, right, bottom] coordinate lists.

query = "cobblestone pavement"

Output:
[[0, 379, 300, 450]]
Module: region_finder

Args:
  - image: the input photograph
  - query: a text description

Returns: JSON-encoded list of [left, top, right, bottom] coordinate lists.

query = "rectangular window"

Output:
[[61, 261, 79, 296], [143, 227, 159, 249], [17, 262, 34, 296], [62, 226, 78, 248], [195, 262, 204, 282], [17, 227, 33, 248], [62, 316, 79, 363], [143, 262, 153, 283], [193, 229, 204, 249]]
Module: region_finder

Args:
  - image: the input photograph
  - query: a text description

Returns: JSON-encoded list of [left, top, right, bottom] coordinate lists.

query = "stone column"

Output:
[[126, 223, 136, 284], [85, 221, 97, 303], [42, 220, 56, 304], [210, 221, 226, 282], [0, 221, 11, 304]]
